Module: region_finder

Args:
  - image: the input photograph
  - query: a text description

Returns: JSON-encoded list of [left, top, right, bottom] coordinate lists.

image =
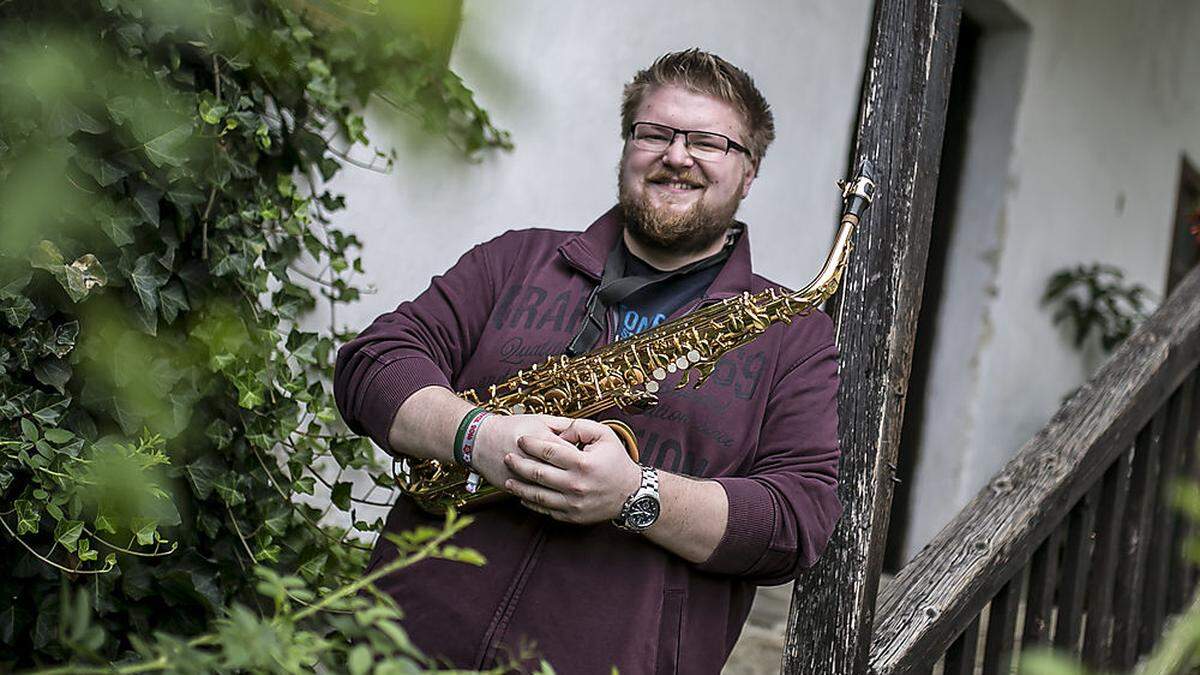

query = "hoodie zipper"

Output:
[[476, 528, 547, 668]]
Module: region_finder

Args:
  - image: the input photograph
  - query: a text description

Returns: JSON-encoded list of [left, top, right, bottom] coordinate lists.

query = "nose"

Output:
[[661, 133, 695, 169]]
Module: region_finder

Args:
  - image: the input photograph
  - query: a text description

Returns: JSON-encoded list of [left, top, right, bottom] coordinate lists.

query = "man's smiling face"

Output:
[[618, 84, 757, 256]]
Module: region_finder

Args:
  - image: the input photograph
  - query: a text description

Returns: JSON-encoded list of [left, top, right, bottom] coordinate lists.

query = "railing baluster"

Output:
[[1189, 380, 1200, 596], [1082, 449, 1134, 666], [943, 614, 981, 675], [1140, 375, 1195, 654], [1167, 369, 1200, 614], [1022, 527, 1064, 647], [867, 267, 1200, 674], [1112, 410, 1167, 667], [1055, 484, 1100, 654], [981, 575, 1022, 675]]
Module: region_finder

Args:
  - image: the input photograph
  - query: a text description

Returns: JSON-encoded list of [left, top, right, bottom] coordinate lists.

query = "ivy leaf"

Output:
[[0, 269, 32, 297], [165, 184, 206, 213], [33, 358, 72, 393], [48, 103, 108, 136], [74, 154, 127, 187], [20, 418, 39, 442], [159, 280, 189, 324], [142, 123, 193, 167], [62, 255, 107, 302], [49, 321, 79, 358], [198, 98, 229, 125], [31, 397, 70, 426], [186, 455, 224, 500], [54, 519, 84, 552], [255, 121, 270, 150], [15, 499, 39, 535], [76, 538, 98, 562], [43, 428, 75, 444], [130, 254, 169, 314], [330, 481, 352, 510], [95, 201, 139, 246], [132, 519, 157, 546], [93, 511, 115, 533], [132, 184, 162, 227], [105, 95, 137, 125], [293, 475, 315, 495], [298, 553, 327, 580], [0, 295, 35, 328], [213, 473, 245, 506], [29, 240, 65, 271]]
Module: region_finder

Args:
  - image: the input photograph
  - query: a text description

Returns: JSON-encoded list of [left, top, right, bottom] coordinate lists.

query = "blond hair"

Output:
[[621, 49, 775, 168]]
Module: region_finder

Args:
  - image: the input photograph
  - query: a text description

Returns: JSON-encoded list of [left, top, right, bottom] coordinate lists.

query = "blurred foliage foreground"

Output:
[[0, 0, 515, 671]]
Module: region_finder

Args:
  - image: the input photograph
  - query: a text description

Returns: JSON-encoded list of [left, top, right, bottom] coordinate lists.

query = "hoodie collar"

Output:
[[557, 205, 754, 301]]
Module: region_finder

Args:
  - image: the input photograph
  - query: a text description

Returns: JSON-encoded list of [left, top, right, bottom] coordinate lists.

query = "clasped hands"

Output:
[[468, 414, 642, 525]]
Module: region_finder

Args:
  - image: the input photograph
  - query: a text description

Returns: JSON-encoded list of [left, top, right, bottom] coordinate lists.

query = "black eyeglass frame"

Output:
[[627, 122, 753, 160]]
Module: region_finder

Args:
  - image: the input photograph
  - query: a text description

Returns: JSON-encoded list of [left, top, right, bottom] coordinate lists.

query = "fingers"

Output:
[[517, 434, 581, 470], [540, 415, 575, 434], [505, 451, 574, 492], [556, 418, 617, 447], [505, 478, 569, 513]]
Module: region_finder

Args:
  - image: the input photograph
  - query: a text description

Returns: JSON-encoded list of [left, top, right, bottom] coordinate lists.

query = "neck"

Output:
[[622, 228, 729, 271]]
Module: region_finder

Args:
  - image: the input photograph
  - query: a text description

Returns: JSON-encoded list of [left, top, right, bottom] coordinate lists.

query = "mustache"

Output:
[[645, 170, 705, 188]]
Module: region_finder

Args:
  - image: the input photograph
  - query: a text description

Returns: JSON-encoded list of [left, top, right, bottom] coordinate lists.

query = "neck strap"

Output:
[[565, 231, 735, 356]]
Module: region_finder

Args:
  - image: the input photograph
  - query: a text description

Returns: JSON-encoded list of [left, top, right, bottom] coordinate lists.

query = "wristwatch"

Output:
[[612, 464, 661, 533]]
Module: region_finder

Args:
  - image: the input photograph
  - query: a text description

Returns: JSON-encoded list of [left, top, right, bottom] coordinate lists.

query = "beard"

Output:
[[617, 164, 744, 257]]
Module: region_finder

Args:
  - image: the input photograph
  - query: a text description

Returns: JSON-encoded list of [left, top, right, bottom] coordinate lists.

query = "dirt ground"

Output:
[[723, 583, 793, 674]]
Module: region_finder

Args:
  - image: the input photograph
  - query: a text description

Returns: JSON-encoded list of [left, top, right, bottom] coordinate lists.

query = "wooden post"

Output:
[[781, 0, 963, 672]]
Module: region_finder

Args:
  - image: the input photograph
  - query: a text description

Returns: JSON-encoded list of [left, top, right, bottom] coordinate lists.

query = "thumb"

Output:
[[557, 418, 612, 447]]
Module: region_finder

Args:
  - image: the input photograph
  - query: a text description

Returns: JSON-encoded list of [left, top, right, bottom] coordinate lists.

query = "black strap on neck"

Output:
[[565, 235, 733, 356]]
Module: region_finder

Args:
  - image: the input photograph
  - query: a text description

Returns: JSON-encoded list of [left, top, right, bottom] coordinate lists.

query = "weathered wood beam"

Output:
[[781, 0, 963, 673], [868, 262, 1200, 673]]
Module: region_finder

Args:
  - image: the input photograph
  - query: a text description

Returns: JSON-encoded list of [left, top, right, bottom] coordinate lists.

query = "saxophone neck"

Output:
[[792, 221, 856, 303], [791, 161, 877, 304]]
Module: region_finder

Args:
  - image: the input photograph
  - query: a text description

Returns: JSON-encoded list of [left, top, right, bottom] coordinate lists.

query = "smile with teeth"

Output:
[[651, 179, 703, 192]]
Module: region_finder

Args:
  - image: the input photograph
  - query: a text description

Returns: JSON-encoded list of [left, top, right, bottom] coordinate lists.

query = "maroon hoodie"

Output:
[[333, 207, 842, 674]]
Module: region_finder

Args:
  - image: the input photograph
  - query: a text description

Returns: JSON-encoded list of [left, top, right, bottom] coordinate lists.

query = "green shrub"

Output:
[[0, 0, 509, 669]]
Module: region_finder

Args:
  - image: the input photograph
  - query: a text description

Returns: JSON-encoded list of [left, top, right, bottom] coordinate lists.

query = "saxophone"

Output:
[[397, 162, 877, 514]]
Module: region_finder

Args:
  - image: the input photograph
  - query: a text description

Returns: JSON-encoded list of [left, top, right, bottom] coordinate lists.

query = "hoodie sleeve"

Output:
[[333, 235, 507, 451], [696, 314, 842, 586]]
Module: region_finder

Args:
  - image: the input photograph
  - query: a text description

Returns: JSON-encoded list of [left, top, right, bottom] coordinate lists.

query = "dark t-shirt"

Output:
[[614, 243, 724, 340]]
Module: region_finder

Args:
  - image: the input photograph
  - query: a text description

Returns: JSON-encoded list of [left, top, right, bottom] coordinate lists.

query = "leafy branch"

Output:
[[0, 0, 513, 669], [1042, 263, 1155, 353]]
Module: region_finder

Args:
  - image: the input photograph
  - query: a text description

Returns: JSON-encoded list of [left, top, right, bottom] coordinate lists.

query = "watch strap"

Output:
[[613, 464, 660, 532]]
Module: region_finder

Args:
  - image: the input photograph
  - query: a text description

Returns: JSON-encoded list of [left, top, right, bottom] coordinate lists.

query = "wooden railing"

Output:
[[867, 263, 1200, 674]]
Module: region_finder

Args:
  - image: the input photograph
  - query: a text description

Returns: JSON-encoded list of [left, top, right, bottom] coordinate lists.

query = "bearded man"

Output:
[[334, 49, 842, 674]]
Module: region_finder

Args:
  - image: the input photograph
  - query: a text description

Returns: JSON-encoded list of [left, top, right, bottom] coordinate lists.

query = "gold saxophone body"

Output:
[[397, 163, 877, 514]]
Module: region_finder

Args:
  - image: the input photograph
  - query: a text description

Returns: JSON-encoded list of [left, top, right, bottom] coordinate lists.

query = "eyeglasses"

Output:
[[628, 122, 752, 161]]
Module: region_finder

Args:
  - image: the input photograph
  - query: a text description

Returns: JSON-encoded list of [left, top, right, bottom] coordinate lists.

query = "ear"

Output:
[[739, 159, 758, 199]]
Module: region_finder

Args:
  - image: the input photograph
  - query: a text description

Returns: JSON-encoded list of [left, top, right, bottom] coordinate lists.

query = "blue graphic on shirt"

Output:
[[617, 308, 667, 340], [611, 244, 724, 341]]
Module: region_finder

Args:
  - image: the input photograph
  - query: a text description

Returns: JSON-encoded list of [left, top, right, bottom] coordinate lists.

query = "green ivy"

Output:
[[0, 0, 510, 669]]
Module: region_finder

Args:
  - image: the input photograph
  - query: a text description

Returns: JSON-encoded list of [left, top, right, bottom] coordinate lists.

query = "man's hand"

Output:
[[503, 418, 642, 524], [469, 413, 572, 490]]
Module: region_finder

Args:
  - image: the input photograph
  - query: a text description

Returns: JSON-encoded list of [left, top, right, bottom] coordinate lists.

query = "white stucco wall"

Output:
[[329, 1, 873, 333], [904, 0, 1200, 560], [322, 2, 873, 527], [325, 0, 1200, 567]]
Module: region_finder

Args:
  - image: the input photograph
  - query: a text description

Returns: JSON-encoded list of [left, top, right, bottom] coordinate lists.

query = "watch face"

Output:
[[627, 495, 660, 529]]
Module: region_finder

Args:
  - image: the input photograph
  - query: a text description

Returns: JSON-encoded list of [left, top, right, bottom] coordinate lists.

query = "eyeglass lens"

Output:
[[631, 123, 732, 160]]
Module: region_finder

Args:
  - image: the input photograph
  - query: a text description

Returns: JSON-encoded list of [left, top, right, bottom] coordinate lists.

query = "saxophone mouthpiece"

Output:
[[839, 159, 878, 222]]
